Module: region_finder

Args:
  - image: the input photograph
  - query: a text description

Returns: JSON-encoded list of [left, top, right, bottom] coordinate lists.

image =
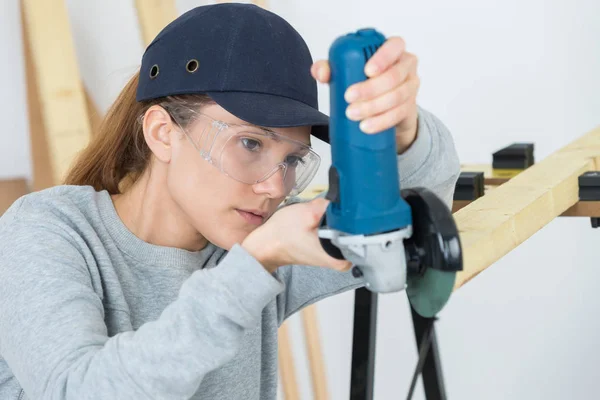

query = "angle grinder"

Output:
[[317, 28, 463, 318]]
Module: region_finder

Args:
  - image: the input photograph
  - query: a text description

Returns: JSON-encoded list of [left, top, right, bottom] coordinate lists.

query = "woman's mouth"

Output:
[[236, 209, 266, 225]]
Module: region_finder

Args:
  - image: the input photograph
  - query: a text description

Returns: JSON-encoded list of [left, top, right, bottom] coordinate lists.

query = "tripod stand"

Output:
[[349, 287, 446, 400]]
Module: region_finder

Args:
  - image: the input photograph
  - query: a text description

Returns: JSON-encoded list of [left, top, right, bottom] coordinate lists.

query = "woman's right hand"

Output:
[[241, 198, 352, 273]]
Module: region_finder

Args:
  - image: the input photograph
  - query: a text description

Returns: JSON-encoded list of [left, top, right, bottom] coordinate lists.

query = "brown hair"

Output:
[[64, 71, 213, 194]]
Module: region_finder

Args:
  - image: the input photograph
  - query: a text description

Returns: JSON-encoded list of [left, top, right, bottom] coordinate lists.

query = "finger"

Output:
[[311, 60, 331, 83], [306, 230, 350, 271], [332, 259, 353, 272], [308, 198, 330, 225], [359, 101, 416, 134], [346, 77, 419, 122], [364, 36, 406, 77], [308, 249, 352, 272], [318, 251, 352, 272], [345, 52, 417, 103]]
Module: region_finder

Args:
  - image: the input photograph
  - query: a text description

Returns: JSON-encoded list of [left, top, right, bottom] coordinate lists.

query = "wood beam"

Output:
[[84, 89, 103, 137], [216, 0, 269, 8], [0, 179, 29, 215], [134, 0, 178, 46], [22, 5, 51, 191], [561, 201, 600, 217], [21, 0, 92, 190], [278, 321, 300, 400], [301, 305, 329, 400], [453, 126, 600, 290], [459, 164, 512, 185], [453, 182, 600, 217]]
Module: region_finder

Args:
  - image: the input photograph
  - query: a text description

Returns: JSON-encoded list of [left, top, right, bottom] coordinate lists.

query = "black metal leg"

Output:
[[350, 287, 378, 400], [410, 307, 447, 400]]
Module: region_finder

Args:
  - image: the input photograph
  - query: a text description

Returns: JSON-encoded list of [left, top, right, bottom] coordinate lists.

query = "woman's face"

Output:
[[166, 103, 313, 250]]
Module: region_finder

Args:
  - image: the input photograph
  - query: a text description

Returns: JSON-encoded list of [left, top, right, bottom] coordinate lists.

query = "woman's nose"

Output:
[[252, 165, 289, 198]]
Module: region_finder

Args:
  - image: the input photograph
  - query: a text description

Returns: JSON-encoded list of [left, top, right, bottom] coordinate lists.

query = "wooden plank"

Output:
[[453, 126, 600, 290], [84, 89, 103, 136], [21, 5, 52, 191], [456, 198, 600, 217], [452, 200, 471, 213], [297, 184, 328, 200], [216, 0, 269, 8], [0, 179, 29, 215], [308, 176, 600, 217], [278, 321, 300, 400], [453, 179, 600, 217], [301, 305, 329, 400], [252, 0, 269, 8], [21, 0, 92, 189], [456, 199, 600, 217], [561, 201, 600, 217], [459, 163, 517, 185], [134, 0, 178, 46]]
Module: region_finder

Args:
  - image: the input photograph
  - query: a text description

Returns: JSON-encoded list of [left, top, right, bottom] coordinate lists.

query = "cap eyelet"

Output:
[[186, 59, 199, 73], [149, 64, 159, 79]]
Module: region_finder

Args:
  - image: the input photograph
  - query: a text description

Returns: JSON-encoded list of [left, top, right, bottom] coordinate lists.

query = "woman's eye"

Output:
[[285, 155, 305, 167], [241, 138, 261, 151]]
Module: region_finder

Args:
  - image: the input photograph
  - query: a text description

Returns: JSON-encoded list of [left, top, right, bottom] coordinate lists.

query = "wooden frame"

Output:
[[134, 0, 179, 46], [453, 165, 600, 217], [0, 0, 103, 213], [0, 179, 29, 215], [21, 0, 93, 191], [453, 126, 600, 290]]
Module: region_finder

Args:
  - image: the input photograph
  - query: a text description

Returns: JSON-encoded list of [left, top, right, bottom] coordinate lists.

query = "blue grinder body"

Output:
[[326, 28, 412, 235]]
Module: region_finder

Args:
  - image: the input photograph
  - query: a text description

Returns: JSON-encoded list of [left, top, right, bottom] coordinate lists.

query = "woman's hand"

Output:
[[242, 198, 352, 273], [311, 36, 420, 154]]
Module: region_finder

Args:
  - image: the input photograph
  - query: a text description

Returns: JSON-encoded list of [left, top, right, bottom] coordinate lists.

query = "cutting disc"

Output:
[[401, 187, 463, 318], [406, 267, 456, 318]]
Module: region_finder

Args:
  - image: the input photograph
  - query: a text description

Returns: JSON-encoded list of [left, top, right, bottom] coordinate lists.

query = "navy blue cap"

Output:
[[136, 3, 330, 143]]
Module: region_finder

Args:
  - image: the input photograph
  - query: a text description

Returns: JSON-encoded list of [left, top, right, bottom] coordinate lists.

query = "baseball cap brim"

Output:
[[206, 91, 330, 144]]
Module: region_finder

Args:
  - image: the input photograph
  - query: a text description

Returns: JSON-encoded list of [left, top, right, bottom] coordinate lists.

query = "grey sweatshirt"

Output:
[[0, 107, 460, 400]]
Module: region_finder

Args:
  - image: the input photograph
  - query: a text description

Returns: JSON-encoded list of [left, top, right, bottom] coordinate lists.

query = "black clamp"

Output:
[[578, 171, 600, 228], [453, 171, 484, 201], [492, 143, 535, 170]]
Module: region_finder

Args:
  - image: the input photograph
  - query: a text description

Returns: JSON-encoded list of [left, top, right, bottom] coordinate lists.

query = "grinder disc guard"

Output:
[[402, 187, 463, 317]]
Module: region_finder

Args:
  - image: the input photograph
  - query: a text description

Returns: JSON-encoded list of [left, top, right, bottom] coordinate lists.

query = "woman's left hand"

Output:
[[311, 36, 420, 154]]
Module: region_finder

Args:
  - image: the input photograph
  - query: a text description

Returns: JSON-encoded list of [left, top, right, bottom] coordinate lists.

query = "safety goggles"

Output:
[[168, 111, 321, 197]]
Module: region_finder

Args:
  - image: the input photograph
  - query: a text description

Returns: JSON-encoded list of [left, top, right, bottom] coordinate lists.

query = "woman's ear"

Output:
[[142, 105, 175, 163]]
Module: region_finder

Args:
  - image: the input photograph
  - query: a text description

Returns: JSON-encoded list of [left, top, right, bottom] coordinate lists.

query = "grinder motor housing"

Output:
[[318, 28, 463, 318]]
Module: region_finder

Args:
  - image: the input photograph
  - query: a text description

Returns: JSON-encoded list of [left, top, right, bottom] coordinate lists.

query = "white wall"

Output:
[[1, 0, 30, 180], [2, 0, 600, 398]]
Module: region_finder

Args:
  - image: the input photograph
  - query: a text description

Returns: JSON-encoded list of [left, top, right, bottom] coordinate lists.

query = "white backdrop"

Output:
[[2, 0, 600, 399]]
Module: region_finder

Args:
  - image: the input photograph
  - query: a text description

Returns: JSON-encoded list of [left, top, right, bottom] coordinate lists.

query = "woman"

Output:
[[0, 3, 460, 400]]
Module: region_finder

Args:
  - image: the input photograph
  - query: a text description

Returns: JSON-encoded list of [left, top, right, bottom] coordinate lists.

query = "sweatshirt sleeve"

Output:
[[276, 106, 461, 323], [0, 216, 283, 400]]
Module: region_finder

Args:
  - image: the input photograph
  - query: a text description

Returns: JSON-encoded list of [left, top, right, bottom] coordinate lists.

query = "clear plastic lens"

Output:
[[180, 113, 320, 196]]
